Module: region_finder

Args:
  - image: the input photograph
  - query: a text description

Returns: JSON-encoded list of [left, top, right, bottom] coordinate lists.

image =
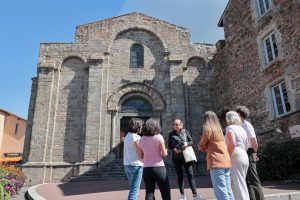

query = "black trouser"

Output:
[[173, 157, 197, 195], [143, 166, 171, 200], [246, 148, 265, 200]]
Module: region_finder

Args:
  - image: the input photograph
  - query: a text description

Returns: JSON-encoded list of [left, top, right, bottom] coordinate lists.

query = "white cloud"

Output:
[[120, 0, 228, 44]]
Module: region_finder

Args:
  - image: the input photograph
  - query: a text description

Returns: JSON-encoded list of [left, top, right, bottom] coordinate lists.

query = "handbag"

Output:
[[179, 129, 197, 163], [183, 146, 197, 163]]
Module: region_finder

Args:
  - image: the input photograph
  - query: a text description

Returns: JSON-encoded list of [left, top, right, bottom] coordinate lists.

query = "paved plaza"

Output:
[[21, 176, 300, 200]]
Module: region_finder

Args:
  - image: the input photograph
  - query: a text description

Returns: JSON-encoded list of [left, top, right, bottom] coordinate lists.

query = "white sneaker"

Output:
[[192, 194, 205, 200], [179, 194, 186, 200]]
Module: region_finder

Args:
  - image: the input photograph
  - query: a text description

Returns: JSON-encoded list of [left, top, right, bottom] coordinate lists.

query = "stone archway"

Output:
[[107, 82, 165, 112], [107, 82, 165, 158]]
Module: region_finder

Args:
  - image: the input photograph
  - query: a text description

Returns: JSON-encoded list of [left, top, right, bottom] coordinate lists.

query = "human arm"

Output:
[[159, 135, 168, 157], [246, 122, 258, 152], [185, 129, 193, 146], [182, 129, 193, 149], [250, 138, 258, 152], [225, 131, 235, 157], [134, 140, 144, 160], [159, 142, 168, 157], [198, 132, 208, 152]]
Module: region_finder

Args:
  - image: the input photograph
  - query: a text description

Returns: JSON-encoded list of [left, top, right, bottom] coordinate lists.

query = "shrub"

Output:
[[0, 166, 26, 199], [257, 138, 300, 181]]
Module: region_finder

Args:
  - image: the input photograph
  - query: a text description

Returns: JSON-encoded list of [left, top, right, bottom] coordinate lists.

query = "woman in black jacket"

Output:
[[168, 119, 203, 200]]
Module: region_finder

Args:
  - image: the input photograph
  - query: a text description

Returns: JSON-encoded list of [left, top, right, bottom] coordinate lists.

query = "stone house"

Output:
[[22, 13, 217, 185], [211, 0, 300, 144]]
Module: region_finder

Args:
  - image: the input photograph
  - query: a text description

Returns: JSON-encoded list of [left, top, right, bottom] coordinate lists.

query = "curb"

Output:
[[26, 184, 47, 200], [206, 192, 300, 200], [264, 191, 300, 200]]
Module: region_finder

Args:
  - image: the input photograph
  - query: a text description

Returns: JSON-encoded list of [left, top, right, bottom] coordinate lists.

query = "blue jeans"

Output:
[[210, 168, 234, 200], [124, 165, 143, 200]]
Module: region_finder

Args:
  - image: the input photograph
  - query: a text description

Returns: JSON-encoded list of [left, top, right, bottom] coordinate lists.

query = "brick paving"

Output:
[[24, 176, 300, 200]]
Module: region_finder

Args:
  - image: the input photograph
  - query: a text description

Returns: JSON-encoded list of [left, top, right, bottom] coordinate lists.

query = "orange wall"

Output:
[[0, 111, 26, 157]]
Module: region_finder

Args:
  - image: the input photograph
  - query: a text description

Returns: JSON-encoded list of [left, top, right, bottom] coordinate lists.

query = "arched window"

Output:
[[130, 43, 144, 68], [121, 97, 152, 113]]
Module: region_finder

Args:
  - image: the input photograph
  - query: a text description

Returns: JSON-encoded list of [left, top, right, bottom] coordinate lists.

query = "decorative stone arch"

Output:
[[118, 92, 153, 113], [112, 27, 169, 52], [107, 82, 165, 112], [58, 55, 87, 69], [186, 56, 208, 69]]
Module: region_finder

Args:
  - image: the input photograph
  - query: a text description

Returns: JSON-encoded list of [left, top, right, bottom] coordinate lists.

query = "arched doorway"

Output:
[[107, 82, 165, 159], [117, 95, 154, 159]]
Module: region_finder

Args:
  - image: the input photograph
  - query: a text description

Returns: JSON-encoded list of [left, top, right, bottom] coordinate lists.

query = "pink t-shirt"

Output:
[[139, 134, 165, 167]]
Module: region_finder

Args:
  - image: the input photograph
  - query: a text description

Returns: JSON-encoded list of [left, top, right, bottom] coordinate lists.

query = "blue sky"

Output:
[[0, 0, 227, 119]]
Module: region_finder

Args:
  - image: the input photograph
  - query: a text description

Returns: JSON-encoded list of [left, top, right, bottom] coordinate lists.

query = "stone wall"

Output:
[[23, 13, 216, 185], [211, 0, 300, 145]]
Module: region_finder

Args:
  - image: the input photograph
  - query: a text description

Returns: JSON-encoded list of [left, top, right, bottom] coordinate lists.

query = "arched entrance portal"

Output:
[[117, 96, 154, 158], [107, 82, 165, 159]]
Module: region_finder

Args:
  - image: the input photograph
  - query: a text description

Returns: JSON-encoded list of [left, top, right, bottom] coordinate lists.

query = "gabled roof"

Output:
[[0, 108, 26, 121], [77, 12, 188, 31]]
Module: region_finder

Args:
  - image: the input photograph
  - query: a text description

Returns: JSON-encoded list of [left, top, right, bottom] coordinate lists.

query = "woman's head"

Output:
[[226, 111, 241, 125], [128, 118, 144, 134], [203, 111, 224, 141], [173, 119, 183, 132], [142, 118, 162, 136]]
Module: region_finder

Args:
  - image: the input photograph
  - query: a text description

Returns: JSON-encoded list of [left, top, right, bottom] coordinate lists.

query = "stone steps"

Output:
[[71, 158, 206, 182]]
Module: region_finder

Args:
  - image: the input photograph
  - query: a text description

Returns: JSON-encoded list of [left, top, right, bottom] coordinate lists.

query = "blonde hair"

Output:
[[203, 111, 224, 142]]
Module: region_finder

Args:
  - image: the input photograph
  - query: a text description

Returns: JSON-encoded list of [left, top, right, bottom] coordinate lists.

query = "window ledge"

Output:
[[261, 57, 281, 71], [271, 109, 300, 122], [257, 9, 272, 22]]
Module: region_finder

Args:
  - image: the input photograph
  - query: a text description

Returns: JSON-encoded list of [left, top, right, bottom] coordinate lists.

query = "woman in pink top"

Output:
[[139, 118, 171, 200]]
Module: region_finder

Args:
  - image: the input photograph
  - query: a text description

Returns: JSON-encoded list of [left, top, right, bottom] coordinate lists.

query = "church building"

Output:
[[22, 13, 217, 185]]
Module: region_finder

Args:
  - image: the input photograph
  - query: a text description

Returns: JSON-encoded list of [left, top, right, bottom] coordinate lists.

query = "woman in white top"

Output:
[[123, 118, 144, 200], [225, 111, 250, 200]]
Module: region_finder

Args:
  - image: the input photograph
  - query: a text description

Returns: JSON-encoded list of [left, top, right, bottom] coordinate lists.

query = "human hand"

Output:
[[255, 155, 259, 161], [182, 142, 188, 149], [173, 148, 181, 153]]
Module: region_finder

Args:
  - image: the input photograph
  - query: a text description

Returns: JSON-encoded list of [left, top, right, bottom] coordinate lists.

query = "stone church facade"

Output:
[[22, 13, 217, 185]]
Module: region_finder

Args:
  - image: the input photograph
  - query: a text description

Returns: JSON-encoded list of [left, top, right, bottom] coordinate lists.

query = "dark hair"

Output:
[[235, 106, 250, 119], [141, 118, 162, 136], [218, 106, 230, 123], [128, 118, 144, 133]]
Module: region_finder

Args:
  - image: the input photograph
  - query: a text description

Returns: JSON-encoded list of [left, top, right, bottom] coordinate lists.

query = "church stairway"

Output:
[[71, 157, 206, 182]]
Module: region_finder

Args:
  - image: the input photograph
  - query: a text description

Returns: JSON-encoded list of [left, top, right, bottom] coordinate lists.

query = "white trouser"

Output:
[[230, 147, 250, 200]]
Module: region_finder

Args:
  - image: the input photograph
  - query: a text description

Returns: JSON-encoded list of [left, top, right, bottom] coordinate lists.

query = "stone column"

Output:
[[22, 77, 38, 162], [27, 66, 56, 162], [22, 66, 56, 185], [83, 57, 103, 164], [110, 111, 117, 151]]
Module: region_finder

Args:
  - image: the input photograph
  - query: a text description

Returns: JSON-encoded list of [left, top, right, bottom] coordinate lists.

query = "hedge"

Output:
[[257, 138, 300, 181]]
